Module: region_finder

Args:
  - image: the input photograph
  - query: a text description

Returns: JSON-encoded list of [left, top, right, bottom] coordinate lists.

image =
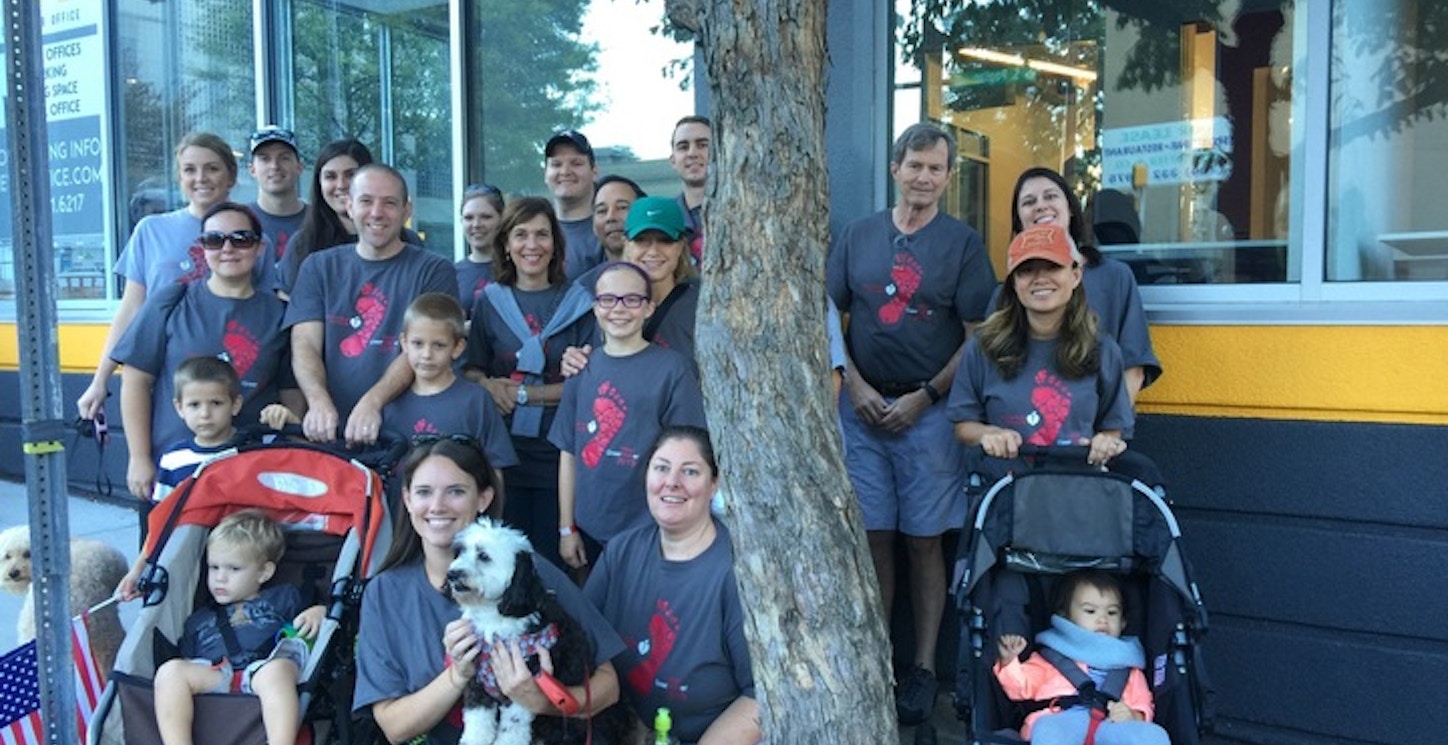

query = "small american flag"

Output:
[[0, 614, 104, 745]]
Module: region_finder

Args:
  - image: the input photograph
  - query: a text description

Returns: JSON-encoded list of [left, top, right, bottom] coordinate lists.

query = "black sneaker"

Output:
[[896, 665, 938, 725]]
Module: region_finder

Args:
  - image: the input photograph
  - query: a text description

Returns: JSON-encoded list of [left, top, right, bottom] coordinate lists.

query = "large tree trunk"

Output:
[[667, 1, 898, 742]]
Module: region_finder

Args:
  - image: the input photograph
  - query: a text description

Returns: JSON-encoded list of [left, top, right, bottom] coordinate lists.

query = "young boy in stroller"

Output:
[[150, 509, 322, 745]]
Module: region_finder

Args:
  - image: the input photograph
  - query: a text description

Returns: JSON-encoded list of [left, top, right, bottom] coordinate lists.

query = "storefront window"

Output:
[[1327, 0, 1448, 282], [291, 1, 452, 251], [467, 0, 694, 200], [114, 0, 258, 286], [898, 0, 1299, 285]]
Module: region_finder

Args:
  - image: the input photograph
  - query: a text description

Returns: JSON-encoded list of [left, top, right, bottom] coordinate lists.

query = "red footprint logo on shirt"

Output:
[[274, 231, 290, 260], [176, 242, 208, 285], [626, 599, 679, 696], [412, 419, 437, 436], [1026, 369, 1072, 446], [524, 313, 543, 336], [581, 382, 627, 468], [340, 282, 388, 358], [471, 277, 490, 306], [222, 320, 260, 379], [877, 251, 922, 326]]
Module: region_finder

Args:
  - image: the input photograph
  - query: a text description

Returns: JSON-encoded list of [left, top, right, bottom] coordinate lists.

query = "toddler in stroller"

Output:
[[92, 437, 394, 745], [994, 570, 1167, 745], [952, 448, 1212, 745], [154, 509, 323, 745]]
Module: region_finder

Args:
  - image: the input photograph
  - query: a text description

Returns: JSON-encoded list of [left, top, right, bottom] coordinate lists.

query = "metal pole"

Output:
[[3, 0, 79, 742]]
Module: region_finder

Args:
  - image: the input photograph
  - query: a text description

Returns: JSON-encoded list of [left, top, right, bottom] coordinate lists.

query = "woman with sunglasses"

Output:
[[456, 184, 505, 315], [78, 132, 273, 421], [463, 198, 596, 566], [550, 261, 707, 573], [111, 202, 301, 500]]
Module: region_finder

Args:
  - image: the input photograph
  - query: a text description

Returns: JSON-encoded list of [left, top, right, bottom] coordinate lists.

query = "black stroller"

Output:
[[952, 447, 1213, 744]]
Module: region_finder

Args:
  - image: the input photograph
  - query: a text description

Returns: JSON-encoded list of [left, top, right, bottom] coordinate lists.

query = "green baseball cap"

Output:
[[624, 196, 691, 240]]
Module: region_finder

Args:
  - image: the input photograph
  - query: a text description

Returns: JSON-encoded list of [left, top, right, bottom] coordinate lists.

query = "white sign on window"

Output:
[[1102, 117, 1233, 188]]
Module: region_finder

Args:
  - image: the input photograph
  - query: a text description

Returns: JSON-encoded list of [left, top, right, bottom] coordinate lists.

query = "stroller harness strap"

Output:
[[1036, 646, 1131, 744]]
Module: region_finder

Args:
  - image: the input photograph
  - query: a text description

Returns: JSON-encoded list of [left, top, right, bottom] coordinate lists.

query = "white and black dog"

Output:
[[446, 518, 631, 745]]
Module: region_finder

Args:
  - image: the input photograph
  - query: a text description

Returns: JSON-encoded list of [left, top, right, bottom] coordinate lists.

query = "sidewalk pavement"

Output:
[[0, 479, 141, 648]]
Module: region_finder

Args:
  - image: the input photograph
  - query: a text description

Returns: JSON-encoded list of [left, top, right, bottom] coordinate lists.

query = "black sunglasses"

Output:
[[409, 433, 483, 449], [198, 230, 261, 250]]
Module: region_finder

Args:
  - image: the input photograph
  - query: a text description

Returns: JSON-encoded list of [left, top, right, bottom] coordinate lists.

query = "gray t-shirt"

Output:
[[560, 215, 603, 281], [111, 281, 292, 454], [946, 335, 1134, 442], [353, 557, 624, 745], [1084, 258, 1162, 387], [382, 379, 519, 468], [454, 258, 495, 316], [548, 345, 707, 542], [827, 209, 996, 385], [115, 207, 277, 292], [584, 520, 754, 743], [283, 244, 457, 420], [251, 201, 306, 288]]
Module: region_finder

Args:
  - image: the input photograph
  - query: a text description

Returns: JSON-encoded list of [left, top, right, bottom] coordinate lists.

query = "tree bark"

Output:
[[673, 0, 899, 742]]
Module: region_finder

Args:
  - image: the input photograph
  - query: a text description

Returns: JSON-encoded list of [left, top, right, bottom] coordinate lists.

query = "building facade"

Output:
[[3, 1, 1445, 742]]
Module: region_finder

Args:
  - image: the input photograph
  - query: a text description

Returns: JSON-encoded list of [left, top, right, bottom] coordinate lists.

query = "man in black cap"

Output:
[[544, 129, 602, 280], [248, 125, 306, 272]]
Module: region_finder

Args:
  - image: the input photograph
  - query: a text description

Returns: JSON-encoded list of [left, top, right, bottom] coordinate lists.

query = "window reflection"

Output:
[[1328, 0, 1448, 282], [898, 0, 1298, 285]]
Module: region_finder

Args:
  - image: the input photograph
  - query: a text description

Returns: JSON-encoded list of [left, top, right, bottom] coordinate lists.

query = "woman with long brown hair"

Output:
[[948, 224, 1133, 472]]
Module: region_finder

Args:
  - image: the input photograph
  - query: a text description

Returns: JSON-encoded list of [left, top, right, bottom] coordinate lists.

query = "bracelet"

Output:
[[920, 381, 942, 403], [558, 524, 578, 537]]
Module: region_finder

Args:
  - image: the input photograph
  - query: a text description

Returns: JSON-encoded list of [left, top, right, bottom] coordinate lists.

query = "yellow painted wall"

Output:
[[0, 323, 110, 373], [4, 322, 1446, 425], [1139, 325, 1448, 425]]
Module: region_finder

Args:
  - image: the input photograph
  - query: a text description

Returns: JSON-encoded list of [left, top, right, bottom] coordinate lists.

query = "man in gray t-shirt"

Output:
[[826, 123, 996, 726], [284, 164, 455, 443], [545, 129, 603, 280]]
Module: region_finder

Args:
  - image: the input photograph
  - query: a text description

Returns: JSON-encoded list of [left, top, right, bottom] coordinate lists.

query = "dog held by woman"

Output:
[[445, 518, 633, 745], [0, 525, 129, 679]]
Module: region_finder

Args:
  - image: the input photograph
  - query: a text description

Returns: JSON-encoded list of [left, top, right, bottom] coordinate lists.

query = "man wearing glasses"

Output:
[[248, 126, 306, 274], [545, 129, 604, 281], [826, 122, 997, 727]]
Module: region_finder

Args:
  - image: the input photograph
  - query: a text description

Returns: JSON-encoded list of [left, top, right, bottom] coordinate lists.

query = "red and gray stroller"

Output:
[[952, 447, 1214, 744], [90, 438, 399, 745]]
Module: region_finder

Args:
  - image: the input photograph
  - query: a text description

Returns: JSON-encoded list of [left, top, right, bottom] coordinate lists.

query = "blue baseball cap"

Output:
[[249, 125, 298, 155]]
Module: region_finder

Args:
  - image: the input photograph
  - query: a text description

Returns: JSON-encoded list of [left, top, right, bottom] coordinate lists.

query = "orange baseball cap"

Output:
[[1007, 224, 1076, 274]]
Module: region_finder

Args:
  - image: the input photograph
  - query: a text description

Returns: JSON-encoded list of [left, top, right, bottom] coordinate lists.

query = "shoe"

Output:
[[896, 665, 938, 726]]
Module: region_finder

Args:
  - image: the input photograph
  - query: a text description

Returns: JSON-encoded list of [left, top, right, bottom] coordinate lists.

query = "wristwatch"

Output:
[[515, 385, 529, 406], [920, 381, 942, 403]]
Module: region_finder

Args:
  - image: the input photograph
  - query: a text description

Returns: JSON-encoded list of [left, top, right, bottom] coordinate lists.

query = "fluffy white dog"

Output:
[[446, 518, 631, 745], [0, 525, 129, 679]]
